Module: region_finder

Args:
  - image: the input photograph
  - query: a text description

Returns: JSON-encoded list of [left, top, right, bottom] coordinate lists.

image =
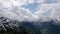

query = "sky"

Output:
[[0, 0, 60, 22]]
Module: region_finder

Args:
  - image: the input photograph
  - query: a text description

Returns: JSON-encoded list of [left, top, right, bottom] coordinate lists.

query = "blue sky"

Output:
[[21, 2, 39, 12], [45, 0, 58, 3], [21, 0, 58, 12]]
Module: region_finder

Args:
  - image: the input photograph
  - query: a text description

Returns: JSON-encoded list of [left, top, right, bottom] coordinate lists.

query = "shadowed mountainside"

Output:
[[0, 16, 60, 34]]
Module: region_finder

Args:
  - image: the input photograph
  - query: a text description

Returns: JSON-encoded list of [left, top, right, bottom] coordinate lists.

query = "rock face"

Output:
[[0, 16, 20, 31]]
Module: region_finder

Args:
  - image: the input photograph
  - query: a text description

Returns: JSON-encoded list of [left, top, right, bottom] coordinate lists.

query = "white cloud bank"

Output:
[[0, 0, 60, 22]]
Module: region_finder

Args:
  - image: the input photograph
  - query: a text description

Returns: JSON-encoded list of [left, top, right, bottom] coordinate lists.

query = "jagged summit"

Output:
[[0, 16, 21, 31]]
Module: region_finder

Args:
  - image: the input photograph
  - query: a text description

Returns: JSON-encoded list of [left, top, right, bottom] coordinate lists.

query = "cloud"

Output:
[[0, 5, 39, 22], [34, 1, 60, 21], [36, 0, 44, 4], [0, 0, 38, 21], [0, 0, 60, 22]]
